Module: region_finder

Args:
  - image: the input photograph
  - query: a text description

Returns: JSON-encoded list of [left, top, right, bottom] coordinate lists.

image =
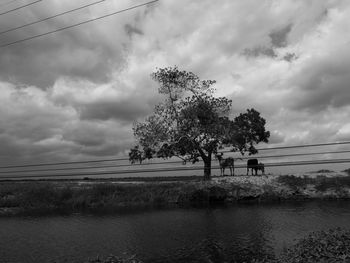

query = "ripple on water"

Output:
[[1, 201, 350, 262]]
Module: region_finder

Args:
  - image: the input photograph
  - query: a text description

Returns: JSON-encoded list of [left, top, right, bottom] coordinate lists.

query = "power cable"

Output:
[[0, 157, 129, 169], [0, 0, 159, 47], [0, 0, 42, 16], [0, 160, 183, 174], [1, 140, 350, 169], [0, 164, 205, 179], [1, 157, 350, 180], [2, 149, 350, 174], [0, 0, 107, 36], [221, 149, 350, 160], [223, 141, 350, 153]]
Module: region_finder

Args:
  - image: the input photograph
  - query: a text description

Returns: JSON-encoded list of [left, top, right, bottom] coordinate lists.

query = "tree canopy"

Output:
[[129, 66, 270, 180]]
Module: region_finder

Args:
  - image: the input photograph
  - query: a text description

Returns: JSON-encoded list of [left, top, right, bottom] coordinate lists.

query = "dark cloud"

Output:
[[268, 130, 285, 144], [0, 33, 126, 88], [75, 142, 130, 157], [62, 123, 107, 147], [242, 24, 292, 58], [283, 53, 298, 62], [269, 24, 292, 48], [243, 46, 276, 58], [0, 0, 138, 88], [0, 0, 349, 168], [288, 46, 350, 111], [124, 24, 143, 36], [79, 99, 153, 122], [49, 77, 161, 122], [0, 134, 22, 159]]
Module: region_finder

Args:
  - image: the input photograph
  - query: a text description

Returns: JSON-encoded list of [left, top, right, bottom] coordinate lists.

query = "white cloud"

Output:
[[1, 0, 350, 168]]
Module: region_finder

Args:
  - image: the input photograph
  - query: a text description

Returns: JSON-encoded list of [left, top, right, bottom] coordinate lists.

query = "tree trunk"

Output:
[[203, 157, 211, 181]]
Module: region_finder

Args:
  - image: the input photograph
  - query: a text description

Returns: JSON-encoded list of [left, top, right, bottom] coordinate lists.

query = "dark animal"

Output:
[[216, 153, 235, 176], [257, 162, 265, 175], [247, 159, 265, 175]]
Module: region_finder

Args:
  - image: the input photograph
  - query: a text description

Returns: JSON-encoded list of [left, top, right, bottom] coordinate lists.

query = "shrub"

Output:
[[87, 254, 143, 263], [315, 176, 350, 192], [280, 228, 350, 263], [343, 168, 350, 175], [277, 175, 312, 190], [316, 169, 334, 173], [277, 174, 350, 193], [20, 184, 59, 207]]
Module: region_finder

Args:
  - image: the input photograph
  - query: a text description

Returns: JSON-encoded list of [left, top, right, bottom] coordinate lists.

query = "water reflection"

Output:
[[1, 201, 350, 263]]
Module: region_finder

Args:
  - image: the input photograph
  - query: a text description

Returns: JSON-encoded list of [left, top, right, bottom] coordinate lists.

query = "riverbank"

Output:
[[1, 172, 350, 216]]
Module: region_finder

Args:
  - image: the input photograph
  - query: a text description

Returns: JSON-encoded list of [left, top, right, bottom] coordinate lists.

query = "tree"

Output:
[[129, 66, 270, 180]]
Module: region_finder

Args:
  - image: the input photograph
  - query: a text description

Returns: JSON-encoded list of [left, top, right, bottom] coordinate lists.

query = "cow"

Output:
[[247, 159, 265, 176], [257, 162, 265, 175], [216, 153, 235, 176]]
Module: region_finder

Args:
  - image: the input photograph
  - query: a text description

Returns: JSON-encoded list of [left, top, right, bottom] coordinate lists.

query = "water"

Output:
[[1, 201, 350, 262]]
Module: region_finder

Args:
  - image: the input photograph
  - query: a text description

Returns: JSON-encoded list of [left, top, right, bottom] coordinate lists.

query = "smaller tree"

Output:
[[129, 67, 270, 180]]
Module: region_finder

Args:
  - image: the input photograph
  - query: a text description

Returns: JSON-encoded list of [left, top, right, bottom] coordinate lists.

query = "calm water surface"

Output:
[[1, 201, 350, 263]]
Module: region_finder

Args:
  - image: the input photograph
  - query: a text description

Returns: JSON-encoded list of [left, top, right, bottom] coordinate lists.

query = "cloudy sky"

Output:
[[0, 0, 350, 170]]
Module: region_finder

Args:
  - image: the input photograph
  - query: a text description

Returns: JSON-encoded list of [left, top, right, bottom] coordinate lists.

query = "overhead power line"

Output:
[[222, 149, 350, 160], [2, 149, 350, 174], [0, 0, 159, 47], [0, 160, 183, 174], [0, 157, 129, 169], [248, 141, 350, 152], [1, 157, 350, 180], [0, 164, 205, 179], [0, 0, 107, 36], [0, 0, 42, 16], [1, 140, 350, 169]]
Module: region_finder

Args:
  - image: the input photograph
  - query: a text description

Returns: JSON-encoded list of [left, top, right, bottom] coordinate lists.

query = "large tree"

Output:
[[129, 67, 270, 180]]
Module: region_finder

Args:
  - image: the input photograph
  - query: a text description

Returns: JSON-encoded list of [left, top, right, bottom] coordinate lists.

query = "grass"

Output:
[[279, 228, 350, 263], [343, 168, 350, 175], [310, 169, 335, 173], [0, 175, 203, 183], [277, 174, 350, 192], [3, 173, 350, 215], [0, 180, 234, 214], [87, 254, 142, 263], [277, 175, 314, 190]]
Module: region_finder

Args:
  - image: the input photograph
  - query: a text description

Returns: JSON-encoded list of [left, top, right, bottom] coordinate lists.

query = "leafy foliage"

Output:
[[343, 168, 350, 175], [130, 66, 270, 179], [87, 254, 142, 263], [277, 174, 350, 192], [280, 228, 350, 263]]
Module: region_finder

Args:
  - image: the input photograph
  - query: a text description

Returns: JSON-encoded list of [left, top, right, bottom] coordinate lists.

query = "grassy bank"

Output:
[[0, 181, 201, 215], [1, 173, 350, 215]]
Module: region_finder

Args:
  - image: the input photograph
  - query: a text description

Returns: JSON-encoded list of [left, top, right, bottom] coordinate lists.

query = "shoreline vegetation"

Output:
[[1, 171, 350, 216]]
